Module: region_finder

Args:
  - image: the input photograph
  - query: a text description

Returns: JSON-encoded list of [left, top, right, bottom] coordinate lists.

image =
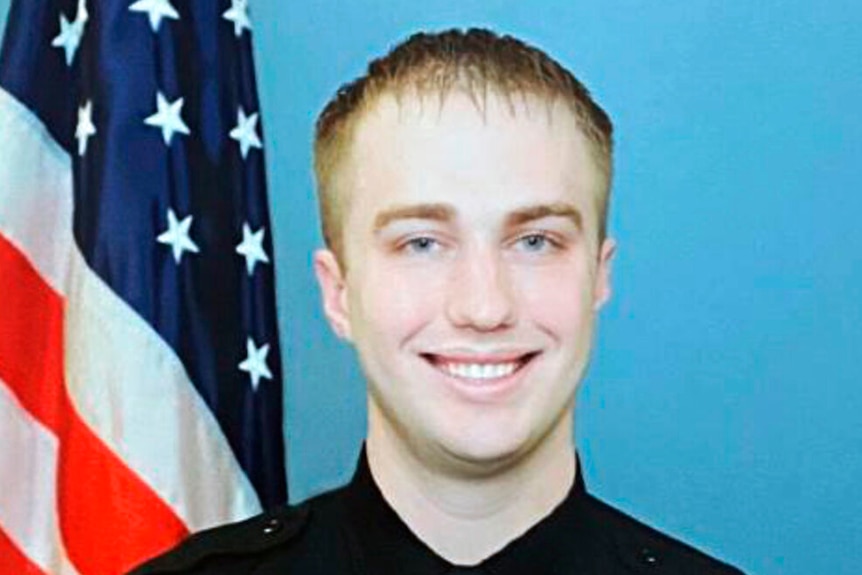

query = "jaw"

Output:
[[364, 346, 579, 482]]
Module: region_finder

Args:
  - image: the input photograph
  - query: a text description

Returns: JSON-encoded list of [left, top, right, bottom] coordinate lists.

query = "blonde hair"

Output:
[[313, 28, 614, 263]]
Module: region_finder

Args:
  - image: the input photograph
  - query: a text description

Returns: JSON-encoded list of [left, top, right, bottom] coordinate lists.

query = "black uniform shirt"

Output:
[[341, 450, 610, 574], [130, 449, 745, 574]]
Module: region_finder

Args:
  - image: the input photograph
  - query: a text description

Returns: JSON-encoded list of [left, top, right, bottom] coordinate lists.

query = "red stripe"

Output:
[[0, 239, 66, 432], [0, 233, 189, 575], [0, 525, 48, 575]]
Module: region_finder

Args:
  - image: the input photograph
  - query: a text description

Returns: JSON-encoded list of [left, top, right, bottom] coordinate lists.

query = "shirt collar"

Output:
[[342, 446, 599, 575]]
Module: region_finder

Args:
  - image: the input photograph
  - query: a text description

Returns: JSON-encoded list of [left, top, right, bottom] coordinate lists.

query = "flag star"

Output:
[[51, 1, 88, 66], [51, 15, 82, 66], [229, 107, 262, 159], [144, 91, 191, 145], [75, 100, 97, 157], [129, 0, 179, 32], [236, 223, 270, 276], [222, 0, 252, 38], [157, 208, 199, 263], [239, 337, 272, 391], [77, 0, 90, 22]]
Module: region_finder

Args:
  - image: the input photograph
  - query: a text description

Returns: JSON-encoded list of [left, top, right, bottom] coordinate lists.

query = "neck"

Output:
[[366, 413, 576, 566]]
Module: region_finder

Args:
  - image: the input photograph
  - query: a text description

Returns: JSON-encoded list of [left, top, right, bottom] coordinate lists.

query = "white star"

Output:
[[144, 91, 191, 145], [229, 107, 262, 159], [222, 0, 252, 38], [129, 0, 179, 32], [51, 0, 88, 66], [75, 100, 97, 157], [77, 0, 90, 22], [157, 208, 199, 263], [239, 337, 272, 391], [51, 15, 82, 66], [235, 223, 270, 276]]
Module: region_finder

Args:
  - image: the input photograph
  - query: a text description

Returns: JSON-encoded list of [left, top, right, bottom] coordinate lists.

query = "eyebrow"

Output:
[[505, 203, 583, 230], [373, 203, 455, 232], [372, 201, 583, 232]]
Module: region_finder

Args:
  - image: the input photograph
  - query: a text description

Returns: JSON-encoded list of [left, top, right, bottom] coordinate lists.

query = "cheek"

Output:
[[516, 264, 595, 331], [354, 261, 447, 341]]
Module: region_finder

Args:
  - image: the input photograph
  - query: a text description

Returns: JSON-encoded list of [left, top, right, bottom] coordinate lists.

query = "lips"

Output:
[[420, 352, 538, 384]]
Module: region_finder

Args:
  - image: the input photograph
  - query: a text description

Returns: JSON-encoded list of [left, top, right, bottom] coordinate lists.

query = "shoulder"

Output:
[[128, 502, 313, 575], [582, 492, 746, 575]]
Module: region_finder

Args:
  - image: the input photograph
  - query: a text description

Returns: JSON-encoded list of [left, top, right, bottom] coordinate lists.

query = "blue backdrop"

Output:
[[3, 2, 860, 574]]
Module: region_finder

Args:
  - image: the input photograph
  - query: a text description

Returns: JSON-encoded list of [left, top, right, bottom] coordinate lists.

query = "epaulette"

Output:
[[587, 495, 746, 575], [127, 502, 311, 574]]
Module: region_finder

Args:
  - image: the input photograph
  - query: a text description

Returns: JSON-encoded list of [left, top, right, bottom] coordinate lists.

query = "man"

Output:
[[131, 28, 744, 574]]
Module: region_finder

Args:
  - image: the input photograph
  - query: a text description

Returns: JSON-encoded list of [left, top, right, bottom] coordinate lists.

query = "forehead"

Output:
[[341, 90, 600, 228]]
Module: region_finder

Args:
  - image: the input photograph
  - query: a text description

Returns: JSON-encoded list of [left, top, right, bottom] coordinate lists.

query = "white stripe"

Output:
[[0, 87, 72, 296], [0, 87, 262, 532], [0, 379, 81, 575], [64, 247, 263, 529]]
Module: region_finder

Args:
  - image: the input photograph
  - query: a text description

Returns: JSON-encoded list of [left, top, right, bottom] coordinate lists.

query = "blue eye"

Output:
[[403, 236, 440, 254], [517, 233, 551, 252]]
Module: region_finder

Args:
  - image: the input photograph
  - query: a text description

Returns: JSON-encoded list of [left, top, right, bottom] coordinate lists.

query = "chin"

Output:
[[429, 397, 573, 477], [433, 425, 537, 475]]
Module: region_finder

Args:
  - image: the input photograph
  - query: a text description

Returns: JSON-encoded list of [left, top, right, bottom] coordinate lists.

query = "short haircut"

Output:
[[313, 28, 614, 264]]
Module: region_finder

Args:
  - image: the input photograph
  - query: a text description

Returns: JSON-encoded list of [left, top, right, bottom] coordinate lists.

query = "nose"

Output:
[[444, 245, 516, 331]]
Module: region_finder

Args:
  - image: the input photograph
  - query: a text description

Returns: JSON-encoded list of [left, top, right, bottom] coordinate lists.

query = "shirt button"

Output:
[[639, 546, 661, 567], [262, 517, 283, 535]]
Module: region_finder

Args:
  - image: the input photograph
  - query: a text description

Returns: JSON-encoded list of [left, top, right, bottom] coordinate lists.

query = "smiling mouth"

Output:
[[420, 352, 539, 383]]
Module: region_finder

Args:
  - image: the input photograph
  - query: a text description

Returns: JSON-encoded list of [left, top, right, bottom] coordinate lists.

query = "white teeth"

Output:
[[443, 362, 518, 380]]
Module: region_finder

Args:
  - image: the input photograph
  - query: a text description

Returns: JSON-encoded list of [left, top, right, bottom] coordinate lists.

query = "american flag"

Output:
[[0, 0, 287, 573]]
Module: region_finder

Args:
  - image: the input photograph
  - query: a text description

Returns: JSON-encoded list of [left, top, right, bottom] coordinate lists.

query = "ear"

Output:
[[593, 238, 616, 311], [313, 249, 353, 341]]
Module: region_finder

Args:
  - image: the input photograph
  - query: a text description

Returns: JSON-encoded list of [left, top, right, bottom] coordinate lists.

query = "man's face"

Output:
[[315, 91, 614, 473]]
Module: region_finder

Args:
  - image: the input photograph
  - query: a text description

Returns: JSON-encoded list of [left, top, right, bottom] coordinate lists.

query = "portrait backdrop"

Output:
[[1, 2, 860, 575]]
